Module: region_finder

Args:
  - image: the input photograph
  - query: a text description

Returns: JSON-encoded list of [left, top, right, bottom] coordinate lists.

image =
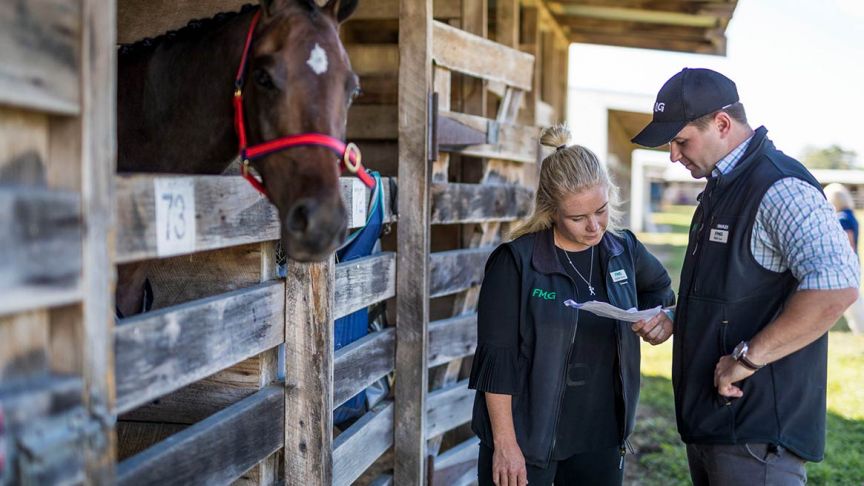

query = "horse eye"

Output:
[[253, 68, 276, 90]]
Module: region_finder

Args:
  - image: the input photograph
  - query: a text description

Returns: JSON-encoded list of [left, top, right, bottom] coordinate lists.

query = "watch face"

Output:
[[732, 341, 746, 359]]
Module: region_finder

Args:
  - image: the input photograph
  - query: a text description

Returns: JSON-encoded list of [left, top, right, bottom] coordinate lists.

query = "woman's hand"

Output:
[[492, 440, 528, 486], [632, 311, 673, 345]]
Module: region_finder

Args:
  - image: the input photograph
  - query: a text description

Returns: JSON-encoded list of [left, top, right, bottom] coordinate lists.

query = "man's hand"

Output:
[[714, 355, 755, 397], [492, 440, 528, 486], [632, 311, 673, 345]]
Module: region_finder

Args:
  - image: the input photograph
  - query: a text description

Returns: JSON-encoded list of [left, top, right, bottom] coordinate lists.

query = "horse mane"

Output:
[[118, 4, 259, 58]]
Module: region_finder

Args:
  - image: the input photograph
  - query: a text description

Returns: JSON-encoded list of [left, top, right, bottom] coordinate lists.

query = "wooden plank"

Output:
[[496, 0, 520, 47], [117, 0, 247, 44], [0, 0, 81, 114], [117, 387, 284, 486], [396, 0, 432, 482], [352, 0, 460, 20], [429, 247, 493, 298], [0, 188, 83, 316], [0, 311, 50, 384], [333, 401, 394, 486], [427, 314, 477, 368], [119, 353, 275, 425], [116, 175, 393, 264], [347, 45, 399, 76], [333, 328, 395, 408], [115, 281, 285, 414], [431, 183, 533, 224], [284, 259, 334, 484], [348, 105, 398, 140], [334, 252, 396, 320], [432, 437, 480, 486], [0, 107, 49, 186], [438, 111, 538, 163], [432, 21, 534, 91], [426, 380, 474, 438]]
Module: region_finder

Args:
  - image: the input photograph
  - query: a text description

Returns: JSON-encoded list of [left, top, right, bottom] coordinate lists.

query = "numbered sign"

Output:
[[154, 178, 196, 257]]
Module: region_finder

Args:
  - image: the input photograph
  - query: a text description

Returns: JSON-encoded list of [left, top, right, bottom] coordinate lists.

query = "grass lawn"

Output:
[[626, 205, 864, 485]]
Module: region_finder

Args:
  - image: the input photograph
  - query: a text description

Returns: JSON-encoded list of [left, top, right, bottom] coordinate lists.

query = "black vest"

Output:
[[673, 127, 827, 461], [470, 228, 674, 467]]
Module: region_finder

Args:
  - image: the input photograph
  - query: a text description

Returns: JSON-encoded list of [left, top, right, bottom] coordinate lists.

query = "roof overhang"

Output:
[[546, 1, 738, 55]]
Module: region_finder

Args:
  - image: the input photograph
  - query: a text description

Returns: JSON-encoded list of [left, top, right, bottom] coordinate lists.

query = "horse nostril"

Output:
[[286, 200, 313, 234]]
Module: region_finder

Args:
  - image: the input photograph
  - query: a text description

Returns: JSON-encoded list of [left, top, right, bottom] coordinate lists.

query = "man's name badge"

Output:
[[610, 269, 628, 282], [709, 225, 729, 244]]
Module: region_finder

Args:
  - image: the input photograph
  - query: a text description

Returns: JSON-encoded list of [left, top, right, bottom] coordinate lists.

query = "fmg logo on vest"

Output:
[[531, 288, 556, 300]]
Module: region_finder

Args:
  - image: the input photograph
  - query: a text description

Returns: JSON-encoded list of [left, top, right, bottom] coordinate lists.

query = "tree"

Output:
[[802, 145, 859, 170]]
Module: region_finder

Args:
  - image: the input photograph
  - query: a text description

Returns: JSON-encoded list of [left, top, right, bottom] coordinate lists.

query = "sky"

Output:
[[568, 0, 864, 162]]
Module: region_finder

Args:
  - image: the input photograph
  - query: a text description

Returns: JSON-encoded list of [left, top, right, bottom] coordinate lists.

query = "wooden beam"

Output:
[[432, 21, 534, 91], [0, 188, 82, 316], [114, 281, 285, 414], [567, 29, 725, 55], [284, 259, 334, 484], [333, 328, 395, 408], [351, 0, 460, 20], [0, 0, 81, 114], [332, 401, 394, 486], [427, 314, 477, 368], [117, 0, 247, 44], [438, 111, 539, 163], [348, 105, 398, 140], [115, 175, 393, 264], [425, 379, 474, 438], [431, 183, 533, 224], [117, 387, 283, 485], [396, 0, 432, 482], [347, 45, 399, 76], [429, 247, 494, 298], [521, 0, 570, 47], [495, 0, 520, 47], [334, 252, 397, 319]]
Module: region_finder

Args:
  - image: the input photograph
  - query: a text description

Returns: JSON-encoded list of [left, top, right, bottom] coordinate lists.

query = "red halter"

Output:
[[233, 10, 374, 196]]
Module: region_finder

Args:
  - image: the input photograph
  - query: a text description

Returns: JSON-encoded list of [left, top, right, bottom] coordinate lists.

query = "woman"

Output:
[[824, 183, 863, 334], [469, 125, 675, 485]]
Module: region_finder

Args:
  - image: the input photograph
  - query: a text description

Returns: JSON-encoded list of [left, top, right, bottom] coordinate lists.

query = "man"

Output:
[[630, 68, 859, 485]]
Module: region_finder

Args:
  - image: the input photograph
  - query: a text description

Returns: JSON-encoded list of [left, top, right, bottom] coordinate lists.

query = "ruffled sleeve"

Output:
[[468, 245, 523, 395], [469, 343, 522, 394]]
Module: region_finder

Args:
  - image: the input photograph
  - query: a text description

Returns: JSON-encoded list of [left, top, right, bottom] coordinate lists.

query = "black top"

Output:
[[553, 246, 620, 458]]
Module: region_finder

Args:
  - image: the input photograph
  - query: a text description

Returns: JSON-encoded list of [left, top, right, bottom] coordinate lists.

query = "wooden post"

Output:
[[284, 259, 334, 484], [80, 0, 117, 480], [396, 0, 432, 482]]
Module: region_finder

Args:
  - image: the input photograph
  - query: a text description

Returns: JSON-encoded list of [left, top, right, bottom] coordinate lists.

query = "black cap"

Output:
[[631, 68, 739, 147]]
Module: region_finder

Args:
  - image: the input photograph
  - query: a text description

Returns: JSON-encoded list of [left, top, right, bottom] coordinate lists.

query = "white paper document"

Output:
[[563, 299, 662, 323]]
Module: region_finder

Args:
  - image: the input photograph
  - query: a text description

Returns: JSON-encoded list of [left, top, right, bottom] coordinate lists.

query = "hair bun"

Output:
[[540, 124, 571, 149]]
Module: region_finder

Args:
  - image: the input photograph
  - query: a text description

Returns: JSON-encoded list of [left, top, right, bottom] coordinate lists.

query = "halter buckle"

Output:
[[343, 142, 362, 174]]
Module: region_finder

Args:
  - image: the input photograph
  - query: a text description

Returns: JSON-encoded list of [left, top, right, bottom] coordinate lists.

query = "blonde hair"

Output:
[[824, 183, 855, 211], [509, 124, 623, 240]]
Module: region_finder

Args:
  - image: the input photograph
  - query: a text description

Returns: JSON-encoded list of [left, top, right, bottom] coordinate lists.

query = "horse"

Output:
[[116, 0, 361, 316]]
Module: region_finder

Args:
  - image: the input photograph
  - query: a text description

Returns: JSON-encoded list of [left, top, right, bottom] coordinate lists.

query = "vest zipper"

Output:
[[547, 278, 579, 464]]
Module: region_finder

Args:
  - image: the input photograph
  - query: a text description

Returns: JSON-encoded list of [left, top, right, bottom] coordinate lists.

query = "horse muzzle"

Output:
[[281, 197, 347, 262]]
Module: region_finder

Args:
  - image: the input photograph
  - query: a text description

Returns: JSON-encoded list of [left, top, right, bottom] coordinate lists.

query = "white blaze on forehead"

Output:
[[306, 43, 328, 75]]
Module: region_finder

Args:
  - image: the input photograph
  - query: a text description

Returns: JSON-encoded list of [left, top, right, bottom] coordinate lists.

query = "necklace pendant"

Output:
[[588, 285, 596, 296]]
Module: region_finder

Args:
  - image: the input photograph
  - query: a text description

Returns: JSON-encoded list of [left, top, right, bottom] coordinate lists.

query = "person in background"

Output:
[[632, 67, 860, 485], [468, 124, 675, 486], [824, 182, 864, 334]]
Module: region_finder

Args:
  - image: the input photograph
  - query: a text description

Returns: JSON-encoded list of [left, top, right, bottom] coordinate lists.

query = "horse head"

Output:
[[243, 0, 360, 261]]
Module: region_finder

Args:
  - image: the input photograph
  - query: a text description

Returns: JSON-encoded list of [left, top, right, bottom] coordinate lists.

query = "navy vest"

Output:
[[673, 127, 828, 461]]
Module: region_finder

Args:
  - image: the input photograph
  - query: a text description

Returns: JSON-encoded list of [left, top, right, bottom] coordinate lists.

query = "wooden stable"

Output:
[[1, 0, 735, 484]]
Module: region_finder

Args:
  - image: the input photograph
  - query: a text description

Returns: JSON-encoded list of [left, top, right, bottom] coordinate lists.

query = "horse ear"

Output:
[[322, 0, 358, 24]]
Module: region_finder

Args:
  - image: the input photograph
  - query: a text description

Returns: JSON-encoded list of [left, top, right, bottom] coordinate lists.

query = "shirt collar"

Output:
[[711, 134, 755, 178]]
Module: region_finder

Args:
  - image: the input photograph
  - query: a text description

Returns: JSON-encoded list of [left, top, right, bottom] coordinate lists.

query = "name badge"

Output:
[[709, 228, 729, 244], [610, 269, 628, 282]]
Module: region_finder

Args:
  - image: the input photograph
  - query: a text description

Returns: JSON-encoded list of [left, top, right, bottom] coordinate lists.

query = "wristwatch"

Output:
[[731, 341, 765, 371]]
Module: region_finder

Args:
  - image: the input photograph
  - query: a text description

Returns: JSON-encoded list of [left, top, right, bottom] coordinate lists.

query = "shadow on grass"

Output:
[[627, 374, 864, 486]]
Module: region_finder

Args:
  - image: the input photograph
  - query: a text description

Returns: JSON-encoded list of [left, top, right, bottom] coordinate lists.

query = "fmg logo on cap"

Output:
[[531, 288, 556, 300], [654, 102, 665, 112]]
